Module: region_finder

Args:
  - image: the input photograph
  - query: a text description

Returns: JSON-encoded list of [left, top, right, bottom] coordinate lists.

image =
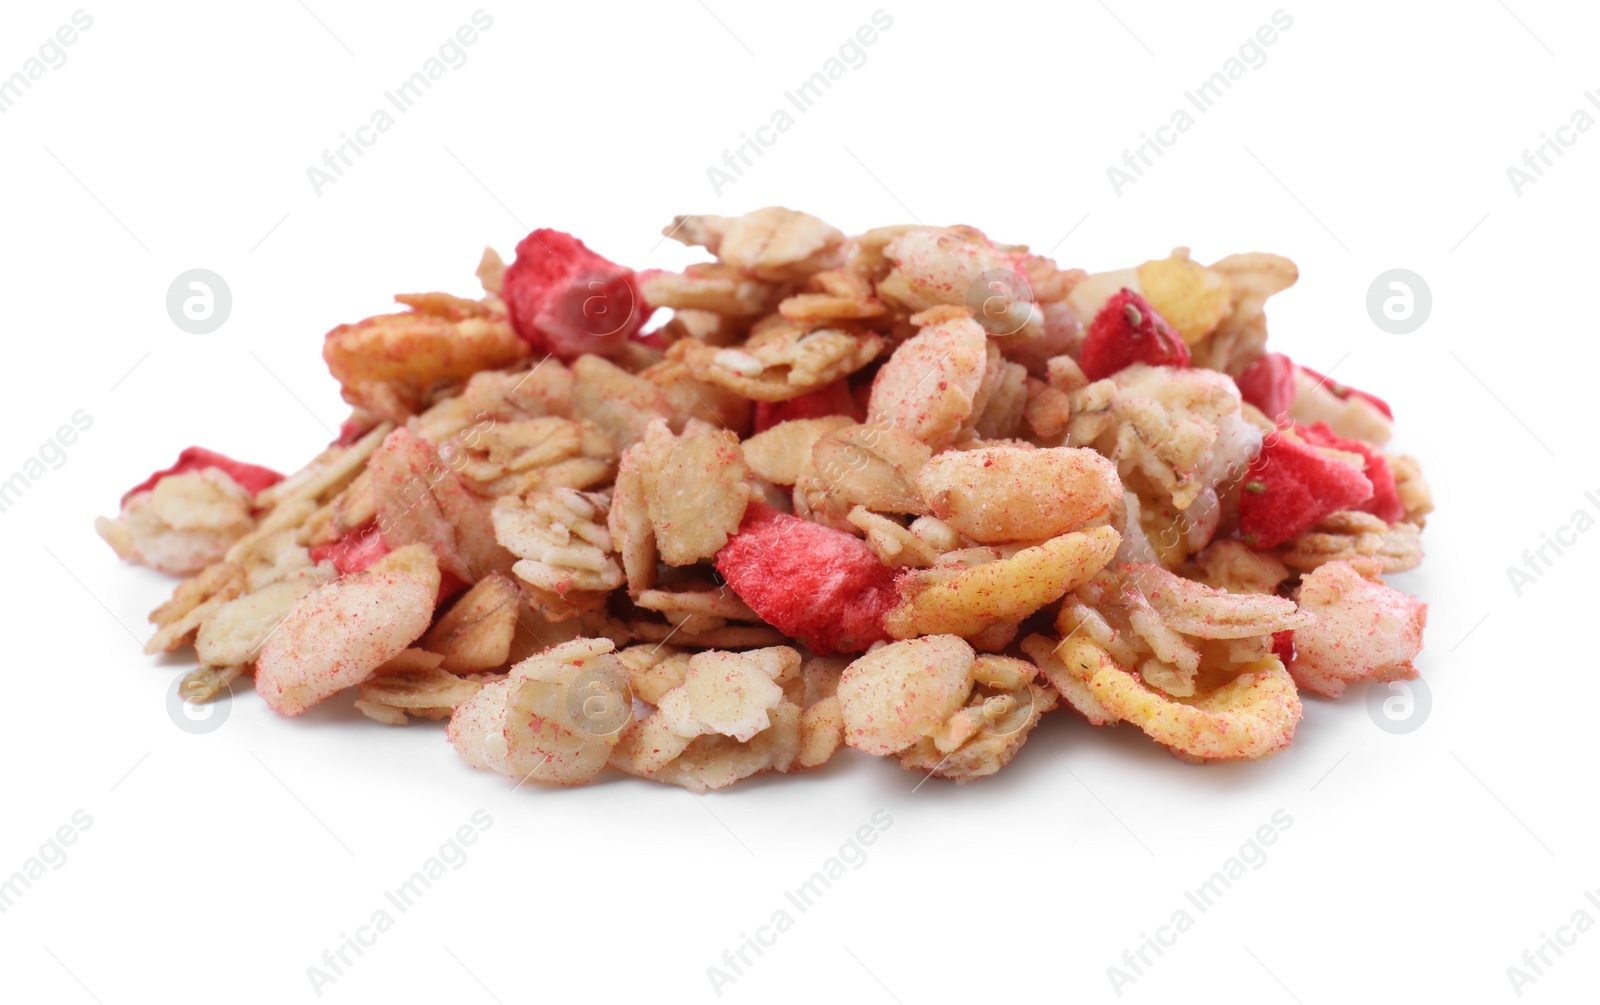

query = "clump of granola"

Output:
[[98, 207, 1432, 789]]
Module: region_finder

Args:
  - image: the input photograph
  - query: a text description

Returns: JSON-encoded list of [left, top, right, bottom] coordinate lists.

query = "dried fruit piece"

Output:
[[309, 521, 389, 576], [1298, 422, 1404, 524], [752, 379, 863, 433], [501, 228, 652, 359], [714, 502, 897, 655], [1290, 561, 1427, 697], [1237, 433, 1374, 550], [1079, 289, 1190, 380], [1236, 351, 1296, 421]]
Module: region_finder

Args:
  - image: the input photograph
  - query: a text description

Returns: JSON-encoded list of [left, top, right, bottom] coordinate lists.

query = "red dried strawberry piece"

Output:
[[309, 521, 390, 576], [501, 229, 654, 361], [1237, 434, 1374, 549], [1298, 422, 1404, 524], [752, 379, 865, 433], [1271, 630, 1297, 667], [1297, 365, 1393, 420], [121, 447, 284, 505], [1237, 352, 1297, 421], [713, 502, 897, 655], [1078, 289, 1190, 381]]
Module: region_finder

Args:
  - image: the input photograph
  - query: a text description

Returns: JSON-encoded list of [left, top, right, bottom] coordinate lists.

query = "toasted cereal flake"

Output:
[[808, 420, 933, 516], [370, 427, 512, 584], [898, 664, 1056, 782], [503, 638, 633, 785], [1021, 635, 1118, 726], [866, 313, 988, 449], [322, 307, 527, 422], [796, 696, 845, 769], [177, 664, 247, 705], [99, 469, 255, 577], [887, 526, 1121, 640], [493, 490, 624, 599], [1122, 562, 1310, 640], [616, 645, 693, 705], [837, 635, 976, 756], [1280, 513, 1423, 574], [682, 647, 799, 742], [877, 228, 1042, 339], [1190, 252, 1298, 375], [915, 445, 1120, 544], [422, 573, 521, 672], [643, 425, 751, 566], [1066, 643, 1301, 761], [743, 417, 855, 486], [570, 354, 675, 452], [1290, 560, 1427, 697], [255, 562, 439, 717], [448, 678, 513, 774], [1136, 248, 1233, 346], [195, 568, 332, 668]]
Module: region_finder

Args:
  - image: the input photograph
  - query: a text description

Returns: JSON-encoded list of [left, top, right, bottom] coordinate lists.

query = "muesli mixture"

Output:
[[97, 208, 1431, 790]]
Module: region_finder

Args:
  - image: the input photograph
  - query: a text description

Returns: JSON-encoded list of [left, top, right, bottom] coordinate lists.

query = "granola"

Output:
[[98, 206, 1433, 788]]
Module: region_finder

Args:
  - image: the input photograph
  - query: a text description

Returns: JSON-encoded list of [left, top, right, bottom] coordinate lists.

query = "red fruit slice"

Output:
[[501, 229, 653, 361], [752, 379, 865, 433], [1297, 365, 1394, 420], [1237, 434, 1374, 550], [310, 521, 390, 576], [713, 503, 897, 656], [121, 447, 285, 505], [1237, 352, 1297, 421], [1298, 422, 1404, 524], [1078, 289, 1190, 381]]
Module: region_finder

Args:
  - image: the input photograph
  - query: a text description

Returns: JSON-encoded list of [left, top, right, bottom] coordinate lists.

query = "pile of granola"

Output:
[[97, 207, 1432, 790]]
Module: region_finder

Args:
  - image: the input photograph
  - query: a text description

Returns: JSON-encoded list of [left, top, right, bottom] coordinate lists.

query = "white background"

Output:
[[1, 1, 1596, 1003]]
